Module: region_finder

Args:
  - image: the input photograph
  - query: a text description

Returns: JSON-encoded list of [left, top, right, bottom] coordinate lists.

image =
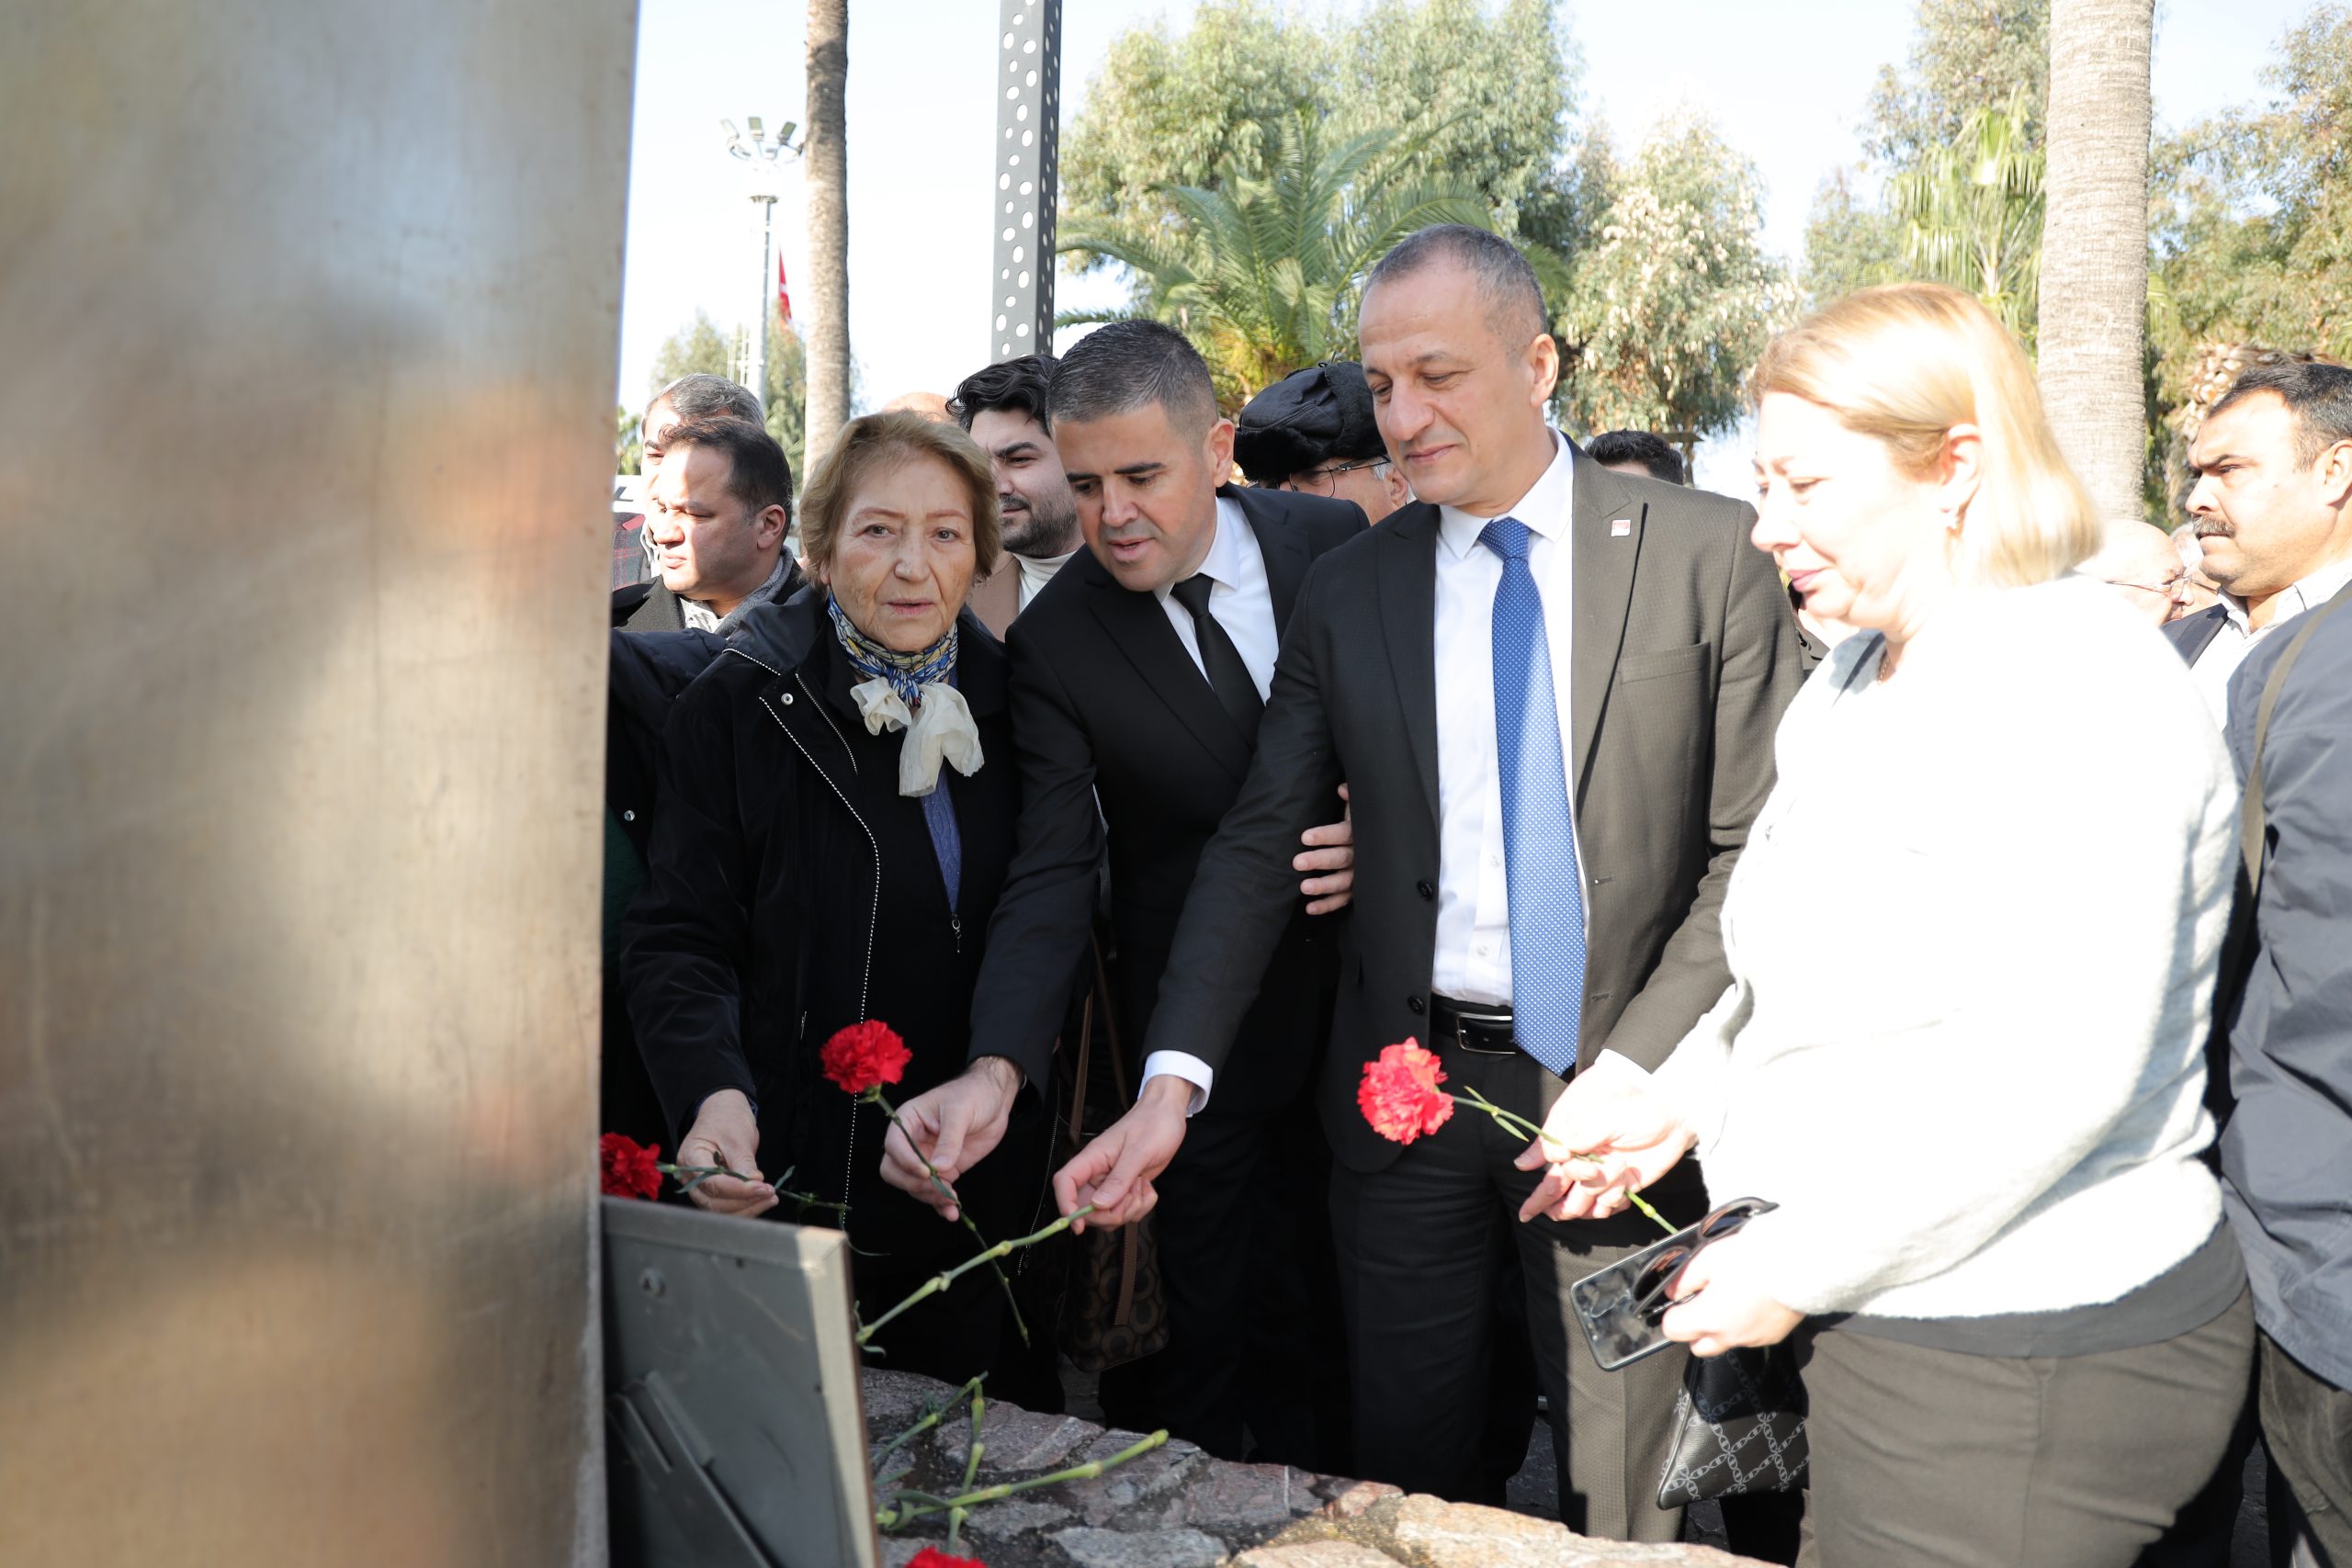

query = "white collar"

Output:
[[1175, 492, 1251, 592], [1016, 547, 1074, 595], [2220, 547, 2352, 635], [1436, 431, 1573, 560]]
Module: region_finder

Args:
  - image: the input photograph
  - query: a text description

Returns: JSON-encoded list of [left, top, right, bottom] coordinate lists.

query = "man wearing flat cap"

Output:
[[1237, 361, 1412, 524]]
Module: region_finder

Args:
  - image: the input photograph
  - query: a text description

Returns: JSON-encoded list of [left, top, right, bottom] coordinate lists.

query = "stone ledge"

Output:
[[863, 1368, 1767, 1568]]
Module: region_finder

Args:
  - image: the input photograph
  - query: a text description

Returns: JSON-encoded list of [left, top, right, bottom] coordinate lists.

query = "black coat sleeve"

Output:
[[965, 615, 1102, 1091], [621, 670, 765, 1145], [1136, 556, 1344, 1077]]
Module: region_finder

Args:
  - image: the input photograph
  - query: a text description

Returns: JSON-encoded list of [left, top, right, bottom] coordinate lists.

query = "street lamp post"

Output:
[[721, 116, 799, 412]]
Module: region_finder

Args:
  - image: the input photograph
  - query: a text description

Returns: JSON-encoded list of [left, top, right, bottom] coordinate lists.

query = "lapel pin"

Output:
[[1611, 517, 1633, 537]]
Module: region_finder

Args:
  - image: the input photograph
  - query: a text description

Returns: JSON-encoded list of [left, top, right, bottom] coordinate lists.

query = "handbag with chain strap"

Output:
[[1657, 1342, 1810, 1507]]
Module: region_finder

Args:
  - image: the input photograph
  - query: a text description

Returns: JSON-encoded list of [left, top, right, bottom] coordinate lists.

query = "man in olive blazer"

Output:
[[1057, 228, 1804, 1538]]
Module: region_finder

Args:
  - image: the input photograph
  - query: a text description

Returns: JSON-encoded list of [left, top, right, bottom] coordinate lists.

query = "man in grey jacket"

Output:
[[2223, 532, 2352, 1562]]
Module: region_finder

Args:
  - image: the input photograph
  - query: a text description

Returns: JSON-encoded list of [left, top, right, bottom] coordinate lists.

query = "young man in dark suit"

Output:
[[881, 320, 1363, 1469], [1056, 228, 1804, 1540]]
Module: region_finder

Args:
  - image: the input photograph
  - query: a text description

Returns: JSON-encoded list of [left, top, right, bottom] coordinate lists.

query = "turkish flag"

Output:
[[777, 254, 793, 325]]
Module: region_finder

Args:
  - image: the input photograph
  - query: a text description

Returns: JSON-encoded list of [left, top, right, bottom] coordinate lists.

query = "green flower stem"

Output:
[[876, 1429, 1170, 1530], [868, 1374, 984, 1477], [947, 1393, 986, 1548], [658, 1159, 850, 1217], [870, 1088, 1031, 1346], [856, 1206, 1093, 1346], [1451, 1085, 1676, 1236]]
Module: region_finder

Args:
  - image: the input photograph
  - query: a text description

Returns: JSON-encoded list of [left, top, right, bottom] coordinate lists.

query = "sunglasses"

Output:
[[1569, 1197, 1777, 1371]]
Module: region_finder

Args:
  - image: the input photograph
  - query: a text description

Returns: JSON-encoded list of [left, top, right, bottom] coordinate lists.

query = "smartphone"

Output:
[[1567, 1197, 1777, 1371]]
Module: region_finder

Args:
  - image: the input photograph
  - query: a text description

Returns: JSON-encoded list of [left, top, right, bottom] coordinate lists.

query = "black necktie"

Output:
[[1170, 573, 1263, 741]]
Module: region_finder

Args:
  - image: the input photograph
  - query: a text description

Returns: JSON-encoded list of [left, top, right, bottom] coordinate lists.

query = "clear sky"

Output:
[[616, 0, 2305, 489]]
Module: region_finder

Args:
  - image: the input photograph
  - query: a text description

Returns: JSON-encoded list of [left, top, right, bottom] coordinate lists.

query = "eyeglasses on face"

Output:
[[2106, 574, 2189, 602], [1279, 457, 1389, 495]]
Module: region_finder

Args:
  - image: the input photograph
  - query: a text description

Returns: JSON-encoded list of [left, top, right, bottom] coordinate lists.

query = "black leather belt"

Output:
[[1430, 995, 1520, 1055]]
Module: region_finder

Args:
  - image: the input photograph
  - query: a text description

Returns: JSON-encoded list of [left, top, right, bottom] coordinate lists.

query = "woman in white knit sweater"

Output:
[[1529, 283, 2254, 1566]]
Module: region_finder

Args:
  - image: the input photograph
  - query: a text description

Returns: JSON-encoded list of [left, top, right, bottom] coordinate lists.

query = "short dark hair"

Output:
[[1048, 319, 1220, 435], [1364, 224, 1548, 346], [950, 354, 1058, 434], [1589, 429, 1686, 485], [660, 415, 795, 527], [647, 372, 763, 424], [2210, 359, 2352, 467]]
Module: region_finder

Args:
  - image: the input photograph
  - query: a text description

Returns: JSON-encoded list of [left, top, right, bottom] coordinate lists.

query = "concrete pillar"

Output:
[[0, 1, 637, 1561]]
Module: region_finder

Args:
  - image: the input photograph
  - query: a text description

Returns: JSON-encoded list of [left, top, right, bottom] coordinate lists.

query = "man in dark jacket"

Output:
[[2221, 486, 2352, 1567], [601, 624, 723, 1148], [616, 394, 798, 635], [881, 321, 1365, 1468], [601, 415, 800, 1148]]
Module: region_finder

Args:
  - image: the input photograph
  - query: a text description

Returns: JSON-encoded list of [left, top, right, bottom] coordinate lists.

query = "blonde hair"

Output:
[[1750, 282, 2100, 587], [799, 411, 1003, 579]]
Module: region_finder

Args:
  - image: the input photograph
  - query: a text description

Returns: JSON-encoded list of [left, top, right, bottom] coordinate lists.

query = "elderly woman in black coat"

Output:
[[624, 411, 1052, 1388]]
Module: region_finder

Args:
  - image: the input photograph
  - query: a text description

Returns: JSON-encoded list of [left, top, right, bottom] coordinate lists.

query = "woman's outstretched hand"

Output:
[[1514, 1055, 1696, 1224]]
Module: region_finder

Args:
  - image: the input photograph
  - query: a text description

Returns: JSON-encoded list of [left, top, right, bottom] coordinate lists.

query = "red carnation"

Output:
[[1357, 1039, 1454, 1145], [905, 1549, 987, 1568], [600, 1132, 663, 1200], [821, 1020, 912, 1095]]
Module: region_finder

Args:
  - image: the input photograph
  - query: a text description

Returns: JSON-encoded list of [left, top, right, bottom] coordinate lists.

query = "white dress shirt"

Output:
[[2188, 549, 2352, 723], [1142, 495, 1276, 1110], [1430, 432, 1587, 1008]]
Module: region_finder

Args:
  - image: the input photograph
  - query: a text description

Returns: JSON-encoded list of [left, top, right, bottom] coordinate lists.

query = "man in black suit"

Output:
[[880, 320, 1363, 1468], [1056, 228, 1803, 1540]]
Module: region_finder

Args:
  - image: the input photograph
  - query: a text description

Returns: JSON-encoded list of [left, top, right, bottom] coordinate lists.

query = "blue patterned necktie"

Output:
[[1479, 516, 1585, 1077]]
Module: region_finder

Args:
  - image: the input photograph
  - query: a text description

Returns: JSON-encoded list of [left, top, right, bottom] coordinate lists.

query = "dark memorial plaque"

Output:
[[603, 1198, 881, 1568]]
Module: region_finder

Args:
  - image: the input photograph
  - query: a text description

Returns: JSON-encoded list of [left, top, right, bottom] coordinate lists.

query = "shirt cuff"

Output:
[[1141, 1051, 1213, 1116]]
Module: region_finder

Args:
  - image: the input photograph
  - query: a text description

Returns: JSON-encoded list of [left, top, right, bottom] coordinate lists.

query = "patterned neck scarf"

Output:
[[826, 595, 984, 798]]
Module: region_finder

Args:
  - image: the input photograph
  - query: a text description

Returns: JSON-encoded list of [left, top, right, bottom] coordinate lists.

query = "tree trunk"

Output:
[[803, 0, 850, 474], [2039, 0, 2154, 521]]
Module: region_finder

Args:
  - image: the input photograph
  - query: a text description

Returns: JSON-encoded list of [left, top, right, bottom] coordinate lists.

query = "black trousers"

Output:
[[1329, 1043, 1697, 1541], [2261, 1332, 2352, 1565], [1099, 1090, 1351, 1471]]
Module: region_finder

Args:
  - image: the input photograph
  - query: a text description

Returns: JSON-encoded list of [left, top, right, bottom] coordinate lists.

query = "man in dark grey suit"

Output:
[[2218, 413, 2352, 1568], [1057, 227, 1803, 1539]]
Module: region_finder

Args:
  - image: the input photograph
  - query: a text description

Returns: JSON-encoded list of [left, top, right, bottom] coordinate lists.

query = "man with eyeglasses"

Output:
[[2079, 518, 2190, 627], [1237, 361, 1412, 523]]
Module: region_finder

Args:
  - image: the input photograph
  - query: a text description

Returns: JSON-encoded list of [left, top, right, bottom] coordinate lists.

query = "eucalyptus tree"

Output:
[[1555, 114, 1796, 470]]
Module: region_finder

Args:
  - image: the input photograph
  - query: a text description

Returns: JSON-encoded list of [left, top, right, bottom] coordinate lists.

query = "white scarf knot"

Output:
[[847, 677, 984, 796]]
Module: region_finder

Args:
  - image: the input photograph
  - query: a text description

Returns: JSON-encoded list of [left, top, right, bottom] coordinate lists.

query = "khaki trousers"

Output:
[[1794, 1290, 2255, 1568]]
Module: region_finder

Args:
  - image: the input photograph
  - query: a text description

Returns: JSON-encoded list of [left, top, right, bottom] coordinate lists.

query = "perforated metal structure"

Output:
[[991, 0, 1062, 362]]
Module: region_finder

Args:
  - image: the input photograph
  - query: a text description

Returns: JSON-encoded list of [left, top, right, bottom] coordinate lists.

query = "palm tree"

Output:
[[2039, 0, 2155, 519], [803, 0, 850, 471], [1058, 114, 1506, 408], [1886, 94, 2044, 341]]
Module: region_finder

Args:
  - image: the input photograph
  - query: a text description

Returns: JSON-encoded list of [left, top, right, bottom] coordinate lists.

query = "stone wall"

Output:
[[863, 1370, 1766, 1568]]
